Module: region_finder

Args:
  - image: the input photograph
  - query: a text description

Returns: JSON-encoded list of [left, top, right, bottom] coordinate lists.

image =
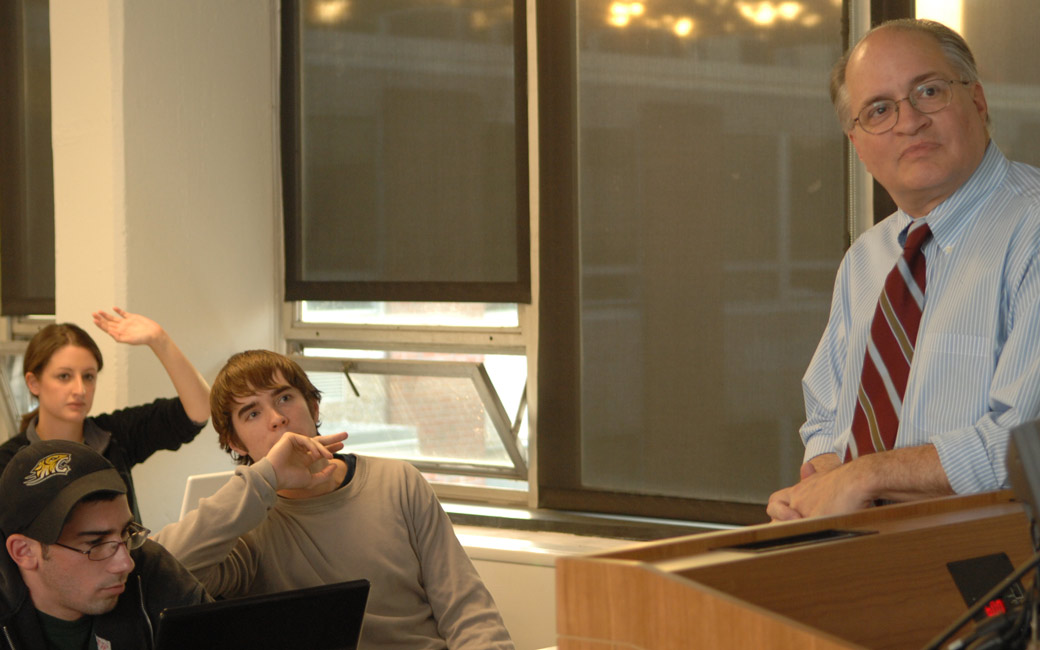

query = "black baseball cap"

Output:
[[0, 440, 127, 544]]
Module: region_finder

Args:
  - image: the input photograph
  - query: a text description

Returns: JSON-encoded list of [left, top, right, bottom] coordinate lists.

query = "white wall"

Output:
[[50, 0, 280, 530], [472, 558, 556, 650], [460, 527, 633, 650]]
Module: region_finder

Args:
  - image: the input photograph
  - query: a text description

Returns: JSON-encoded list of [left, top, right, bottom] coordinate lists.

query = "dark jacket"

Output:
[[0, 398, 205, 524], [0, 539, 210, 650]]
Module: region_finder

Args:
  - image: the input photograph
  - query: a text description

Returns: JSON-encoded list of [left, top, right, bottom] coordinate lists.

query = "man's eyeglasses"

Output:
[[853, 79, 972, 135], [52, 521, 151, 561]]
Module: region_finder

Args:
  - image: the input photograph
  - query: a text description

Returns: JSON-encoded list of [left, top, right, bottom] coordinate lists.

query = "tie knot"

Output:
[[904, 221, 932, 253]]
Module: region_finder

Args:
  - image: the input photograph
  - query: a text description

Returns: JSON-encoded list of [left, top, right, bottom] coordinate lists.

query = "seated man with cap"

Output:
[[0, 440, 209, 650]]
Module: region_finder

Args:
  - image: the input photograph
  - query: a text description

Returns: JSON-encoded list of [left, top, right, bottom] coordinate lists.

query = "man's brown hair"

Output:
[[210, 350, 322, 465]]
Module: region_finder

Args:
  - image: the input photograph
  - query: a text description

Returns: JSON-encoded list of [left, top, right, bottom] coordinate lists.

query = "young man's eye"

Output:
[[278, 393, 292, 403]]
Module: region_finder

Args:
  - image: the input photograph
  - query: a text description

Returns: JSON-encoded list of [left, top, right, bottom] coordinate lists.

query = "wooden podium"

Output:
[[556, 491, 1033, 650]]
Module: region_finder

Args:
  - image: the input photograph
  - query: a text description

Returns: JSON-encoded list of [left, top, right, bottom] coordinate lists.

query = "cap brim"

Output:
[[23, 468, 127, 544]]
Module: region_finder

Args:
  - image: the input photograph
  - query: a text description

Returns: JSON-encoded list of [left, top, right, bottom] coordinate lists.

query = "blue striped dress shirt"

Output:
[[801, 142, 1040, 494]]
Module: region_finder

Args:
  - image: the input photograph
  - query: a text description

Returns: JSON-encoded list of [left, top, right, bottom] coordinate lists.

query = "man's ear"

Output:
[[309, 400, 321, 426], [847, 131, 863, 161], [970, 81, 989, 124], [228, 436, 249, 459], [6, 534, 42, 570]]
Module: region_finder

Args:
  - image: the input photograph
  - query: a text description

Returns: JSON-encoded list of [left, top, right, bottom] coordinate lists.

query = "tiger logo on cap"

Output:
[[23, 452, 72, 486]]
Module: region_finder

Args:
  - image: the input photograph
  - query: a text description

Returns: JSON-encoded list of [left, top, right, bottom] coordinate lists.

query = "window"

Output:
[[286, 304, 529, 501], [280, 0, 531, 496], [295, 352, 528, 482], [537, 0, 847, 525], [0, 341, 31, 438], [0, 316, 52, 440], [0, 0, 56, 316], [281, 0, 530, 304], [0, 0, 62, 438]]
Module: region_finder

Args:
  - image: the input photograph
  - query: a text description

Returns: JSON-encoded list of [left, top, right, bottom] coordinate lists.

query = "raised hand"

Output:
[[92, 307, 163, 347], [92, 307, 211, 424]]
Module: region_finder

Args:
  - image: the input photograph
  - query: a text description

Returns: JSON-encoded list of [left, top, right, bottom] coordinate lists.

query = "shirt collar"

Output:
[[25, 416, 111, 453]]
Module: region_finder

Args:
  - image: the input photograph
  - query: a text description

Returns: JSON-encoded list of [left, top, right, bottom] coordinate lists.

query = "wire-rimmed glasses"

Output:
[[52, 521, 151, 561], [853, 79, 972, 134]]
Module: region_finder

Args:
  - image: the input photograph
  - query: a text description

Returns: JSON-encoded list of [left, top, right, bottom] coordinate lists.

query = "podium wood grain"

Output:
[[556, 491, 1032, 650]]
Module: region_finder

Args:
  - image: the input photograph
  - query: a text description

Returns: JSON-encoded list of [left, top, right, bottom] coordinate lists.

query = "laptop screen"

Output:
[[154, 579, 370, 650]]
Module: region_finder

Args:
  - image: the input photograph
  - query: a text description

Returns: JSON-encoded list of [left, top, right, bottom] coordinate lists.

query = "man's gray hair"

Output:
[[830, 19, 981, 132]]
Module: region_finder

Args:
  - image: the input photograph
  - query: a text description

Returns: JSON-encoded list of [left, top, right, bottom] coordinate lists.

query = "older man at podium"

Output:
[[768, 19, 1040, 521]]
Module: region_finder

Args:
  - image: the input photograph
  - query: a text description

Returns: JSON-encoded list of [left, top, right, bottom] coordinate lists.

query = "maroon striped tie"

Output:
[[846, 220, 932, 460]]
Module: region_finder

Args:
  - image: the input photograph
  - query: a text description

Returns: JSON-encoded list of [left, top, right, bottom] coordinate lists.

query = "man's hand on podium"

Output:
[[766, 445, 954, 521], [767, 455, 873, 521]]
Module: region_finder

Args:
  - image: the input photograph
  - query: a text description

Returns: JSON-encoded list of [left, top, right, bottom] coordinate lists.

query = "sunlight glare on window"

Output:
[[916, 0, 964, 35], [300, 301, 519, 327]]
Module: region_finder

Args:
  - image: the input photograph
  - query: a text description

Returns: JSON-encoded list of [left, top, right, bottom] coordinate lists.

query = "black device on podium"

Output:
[[923, 421, 1040, 650]]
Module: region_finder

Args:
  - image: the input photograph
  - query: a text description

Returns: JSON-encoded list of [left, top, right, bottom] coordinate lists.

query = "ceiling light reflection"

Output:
[[600, 0, 825, 36], [778, 2, 803, 20], [311, 0, 351, 25], [800, 12, 822, 28], [735, 1, 806, 27], [470, 10, 489, 30], [608, 1, 645, 28], [738, 2, 776, 26], [674, 17, 695, 38]]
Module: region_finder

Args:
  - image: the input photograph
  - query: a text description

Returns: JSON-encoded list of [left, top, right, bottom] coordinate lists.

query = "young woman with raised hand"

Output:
[[0, 308, 210, 523]]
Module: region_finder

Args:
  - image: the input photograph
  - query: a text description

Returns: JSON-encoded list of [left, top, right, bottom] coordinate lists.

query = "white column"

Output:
[[50, 0, 128, 411], [50, 0, 282, 529]]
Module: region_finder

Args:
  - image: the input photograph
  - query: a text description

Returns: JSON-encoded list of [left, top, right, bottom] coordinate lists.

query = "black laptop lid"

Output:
[[155, 579, 370, 650]]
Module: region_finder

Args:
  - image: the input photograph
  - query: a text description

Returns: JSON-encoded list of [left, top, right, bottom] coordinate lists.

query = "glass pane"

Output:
[[5, 354, 33, 416], [308, 368, 516, 467], [301, 301, 519, 327], [917, 2, 1040, 168], [294, 0, 520, 285], [577, 1, 845, 503], [304, 348, 527, 426], [0, 352, 33, 436]]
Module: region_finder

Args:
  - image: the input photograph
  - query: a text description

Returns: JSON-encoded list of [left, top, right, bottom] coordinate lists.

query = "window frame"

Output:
[[293, 354, 527, 477], [284, 302, 532, 504]]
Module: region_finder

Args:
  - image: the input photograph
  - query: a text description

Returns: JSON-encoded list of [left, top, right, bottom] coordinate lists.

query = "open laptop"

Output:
[[154, 579, 370, 650]]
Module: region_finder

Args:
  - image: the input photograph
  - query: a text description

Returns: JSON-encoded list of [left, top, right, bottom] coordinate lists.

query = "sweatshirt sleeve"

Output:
[[403, 465, 515, 650], [153, 460, 279, 598]]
